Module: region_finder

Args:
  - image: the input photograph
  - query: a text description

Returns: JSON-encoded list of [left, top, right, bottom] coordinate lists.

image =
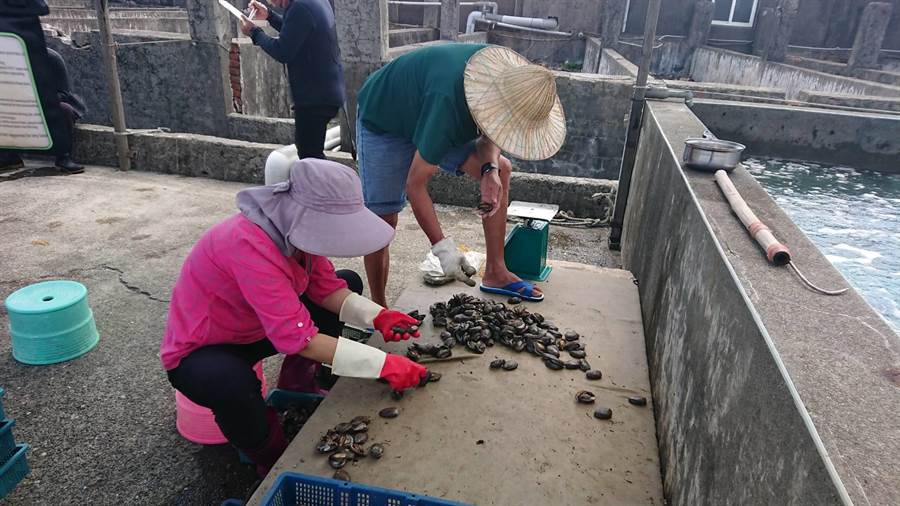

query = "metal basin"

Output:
[[682, 138, 745, 172]]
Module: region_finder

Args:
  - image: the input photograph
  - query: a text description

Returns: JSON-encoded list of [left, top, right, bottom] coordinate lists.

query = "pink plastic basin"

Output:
[[175, 362, 267, 445]]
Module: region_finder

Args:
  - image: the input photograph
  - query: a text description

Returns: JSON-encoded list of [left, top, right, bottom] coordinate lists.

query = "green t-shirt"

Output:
[[357, 43, 487, 165]]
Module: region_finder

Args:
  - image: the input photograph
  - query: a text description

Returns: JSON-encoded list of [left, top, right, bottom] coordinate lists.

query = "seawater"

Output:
[[745, 159, 900, 333]]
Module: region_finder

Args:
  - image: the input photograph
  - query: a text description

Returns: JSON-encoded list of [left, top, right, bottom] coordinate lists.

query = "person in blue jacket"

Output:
[[240, 0, 345, 160]]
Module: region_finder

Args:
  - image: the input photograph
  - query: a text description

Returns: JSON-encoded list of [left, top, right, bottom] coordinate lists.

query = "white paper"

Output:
[[0, 34, 51, 149], [217, 0, 245, 20]]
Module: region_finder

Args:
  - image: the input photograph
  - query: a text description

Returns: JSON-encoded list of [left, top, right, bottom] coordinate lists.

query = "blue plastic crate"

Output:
[[266, 389, 324, 412], [0, 419, 15, 463], [261, 473, 471, 506], [0, 444, 29, 499]]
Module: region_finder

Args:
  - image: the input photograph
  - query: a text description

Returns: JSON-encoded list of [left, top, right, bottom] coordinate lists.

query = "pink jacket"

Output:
[[160, 214, 347, 370]]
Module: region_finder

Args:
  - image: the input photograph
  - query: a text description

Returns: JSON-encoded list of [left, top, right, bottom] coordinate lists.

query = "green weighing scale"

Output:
[[504, 201, 559, 282]]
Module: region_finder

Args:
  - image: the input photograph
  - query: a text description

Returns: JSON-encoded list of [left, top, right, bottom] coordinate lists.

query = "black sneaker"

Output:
[[55, 155, 84, 174], [0, 152, 24, 172]]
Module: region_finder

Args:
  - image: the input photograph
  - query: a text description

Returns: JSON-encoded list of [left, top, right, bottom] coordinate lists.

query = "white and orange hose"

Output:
[[714, 170, 848, 296]]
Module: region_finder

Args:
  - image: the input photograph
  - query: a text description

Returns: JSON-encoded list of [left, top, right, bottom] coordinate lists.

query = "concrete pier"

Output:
[[248, 263, 663, 505]]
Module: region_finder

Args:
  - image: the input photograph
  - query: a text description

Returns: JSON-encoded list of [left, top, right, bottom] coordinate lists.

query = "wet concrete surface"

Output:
[[0, 165, 617, 505]]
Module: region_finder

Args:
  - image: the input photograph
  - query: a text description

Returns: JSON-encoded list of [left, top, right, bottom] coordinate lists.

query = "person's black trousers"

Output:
[[167, 269, 362, 448], [294, 105, 339, 160]]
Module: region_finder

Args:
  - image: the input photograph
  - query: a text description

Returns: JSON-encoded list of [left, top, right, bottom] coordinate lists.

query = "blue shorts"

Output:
[[357, 117, 477, 216]]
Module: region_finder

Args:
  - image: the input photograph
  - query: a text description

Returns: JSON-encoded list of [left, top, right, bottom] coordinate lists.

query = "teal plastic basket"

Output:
[[0, 444, 29, 499], [0, 420, 15, 463], [5, 280, 99, 365], [0, 388, 5, 420]]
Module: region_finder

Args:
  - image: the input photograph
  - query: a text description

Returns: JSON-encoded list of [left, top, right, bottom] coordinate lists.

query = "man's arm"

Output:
[[405, 151, 444, 246], [249, 3, 312, 63], [267, 9, 284, 31]]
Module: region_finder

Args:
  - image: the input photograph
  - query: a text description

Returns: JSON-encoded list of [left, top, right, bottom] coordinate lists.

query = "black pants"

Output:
[[167, 269, 362, 448], [294, 105, 339, 160]]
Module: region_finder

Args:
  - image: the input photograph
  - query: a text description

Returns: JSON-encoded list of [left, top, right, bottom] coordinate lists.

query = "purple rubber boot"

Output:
[[276, 355, 327, 394], [240, 408, 288, 478]]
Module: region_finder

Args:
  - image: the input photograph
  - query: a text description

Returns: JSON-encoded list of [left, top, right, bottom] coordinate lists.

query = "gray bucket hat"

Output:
[[237, 158, 395, 258]]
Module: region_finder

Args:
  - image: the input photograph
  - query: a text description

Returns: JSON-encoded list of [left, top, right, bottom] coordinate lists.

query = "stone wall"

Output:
[[511, 73, 632, 179], [691, 47, 900, 99], [621, 99, 900, 505], [487, 28, 586, 69], [692, 99, 900, 173], [47, 31, 231, 135]]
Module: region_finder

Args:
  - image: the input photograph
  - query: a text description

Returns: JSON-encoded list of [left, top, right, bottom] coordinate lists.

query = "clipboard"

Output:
[[217, 0, 246, 20]]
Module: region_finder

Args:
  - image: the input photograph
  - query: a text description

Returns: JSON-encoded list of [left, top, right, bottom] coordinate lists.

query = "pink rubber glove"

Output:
[[379, 354, 428, 391], [373, 309, 421, 341]]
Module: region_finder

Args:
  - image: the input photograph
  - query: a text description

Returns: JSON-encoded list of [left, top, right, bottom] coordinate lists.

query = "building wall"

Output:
[[520, 0, 602, 34], [622, 0, 900, 50]]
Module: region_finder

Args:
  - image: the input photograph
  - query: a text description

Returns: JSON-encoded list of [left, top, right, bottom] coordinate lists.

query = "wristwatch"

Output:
[[480, 162, 497, 176]]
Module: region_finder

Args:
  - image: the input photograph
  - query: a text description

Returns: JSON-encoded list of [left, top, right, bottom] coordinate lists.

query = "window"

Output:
[[712, 0, 759, 27]]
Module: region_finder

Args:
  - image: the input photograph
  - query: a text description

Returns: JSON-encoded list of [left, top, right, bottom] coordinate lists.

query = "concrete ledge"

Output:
[[692, 47, 900, 100], [797, 90, 900, 113], [227, 114, 295, 146], [692, 99, 900, 173], [786, 55, 900, 88], [388, 27, 438, 47], [73, 124, 354, 184], [429, 171, 615, 220], [622, 100, 900, 505], [663, 80, 787, 103], [73, 125, 613, 218]]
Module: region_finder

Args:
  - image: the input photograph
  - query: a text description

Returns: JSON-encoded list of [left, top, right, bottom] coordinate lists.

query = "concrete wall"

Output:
[[692, 99, 900, 173], [487, 29, 586, 68], [47, 31, 232, 136], [583, 37, 602, 73], [615, 38, 688, 78], [521, 0, 601, 35], [691, 47, 900, 99], [42, 7, 190, 35], [785, 55, 900, 88], [511, 73, 632, 179], [232, 38, 293, 118], [597, 47, 638, 77], [72, 124, 614, 218], [621, 99, 900, 505], [798, 90, 900, 113]]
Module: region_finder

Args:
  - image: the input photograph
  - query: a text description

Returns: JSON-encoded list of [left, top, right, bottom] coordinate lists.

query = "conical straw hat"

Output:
[[464, 46, 566, 161]]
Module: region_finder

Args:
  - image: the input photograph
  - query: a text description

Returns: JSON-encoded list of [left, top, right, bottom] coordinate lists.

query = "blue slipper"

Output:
[[480, 280, 544, 302]]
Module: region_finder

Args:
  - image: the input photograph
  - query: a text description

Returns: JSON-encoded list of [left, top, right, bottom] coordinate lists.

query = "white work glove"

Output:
[[338, 292, 383, 329], [431, 238, 476, 286], [330, 337, 427, 390]]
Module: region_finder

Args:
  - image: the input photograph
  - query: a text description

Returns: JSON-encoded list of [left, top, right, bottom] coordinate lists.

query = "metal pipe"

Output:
[[644, 86, 694, 106], [460, 1, 498, 13], [483, 13, 558, 29], [474, 18, 571, 36], [608, 0, 662, 250]]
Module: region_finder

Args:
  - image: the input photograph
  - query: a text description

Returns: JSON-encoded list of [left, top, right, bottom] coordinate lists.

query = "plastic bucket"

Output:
[[175, 362, 267, 445], [5, 280, 99, 365]]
